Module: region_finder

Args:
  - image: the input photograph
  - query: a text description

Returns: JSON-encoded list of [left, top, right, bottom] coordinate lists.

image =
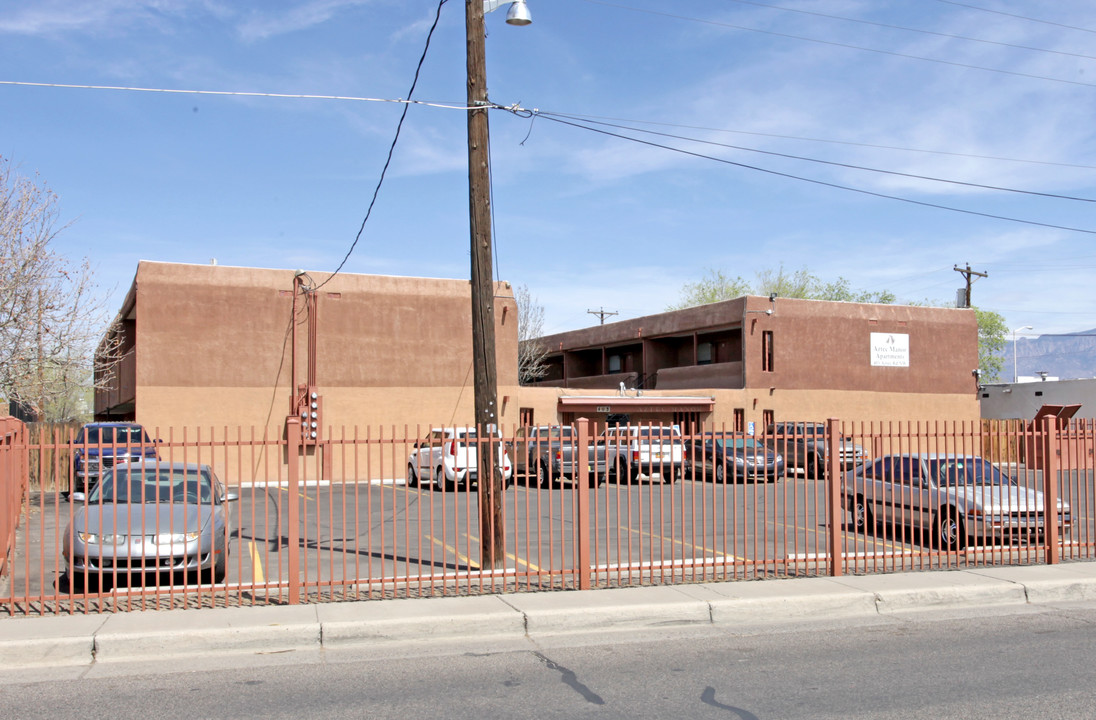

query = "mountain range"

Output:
[[1004, 328, 1096, 382]]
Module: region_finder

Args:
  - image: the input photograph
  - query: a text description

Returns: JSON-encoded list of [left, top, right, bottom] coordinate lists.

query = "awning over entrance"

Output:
[[557, 395, 715, 414]]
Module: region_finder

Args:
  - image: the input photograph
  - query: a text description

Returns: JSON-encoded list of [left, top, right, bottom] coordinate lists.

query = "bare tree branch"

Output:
[[514, 283, 549, 385], [0, 155, 115, 421]]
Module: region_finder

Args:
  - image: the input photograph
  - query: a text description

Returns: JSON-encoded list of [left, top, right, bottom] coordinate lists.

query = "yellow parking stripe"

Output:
[[628, 527, 747, 562], [247, 540, 265, 583], [428, 536, 480, 570]]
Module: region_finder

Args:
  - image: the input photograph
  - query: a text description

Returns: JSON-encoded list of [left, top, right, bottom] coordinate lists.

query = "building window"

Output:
[[733, 408, 745, 433], [762, 331, 774, 372], [520, 407, 535, 427], [608, 354, 622, 373], [762, 409, 774, 430], [697, 342, 713, 365]]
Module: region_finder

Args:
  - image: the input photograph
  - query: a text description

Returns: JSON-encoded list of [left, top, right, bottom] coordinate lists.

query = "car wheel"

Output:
[[536, 462, 550, 489], [441, 467, 457, 492], [852, 494, 868, 532], [434, 466, 446, 492], [715, 463, 725, 484], [805, 452, 820, 479], [935, 507, 966, 550], [406, 464, 419, 489]]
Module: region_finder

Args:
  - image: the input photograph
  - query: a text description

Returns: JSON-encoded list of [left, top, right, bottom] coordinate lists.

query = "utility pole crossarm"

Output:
[[954, 263, 988, 308]]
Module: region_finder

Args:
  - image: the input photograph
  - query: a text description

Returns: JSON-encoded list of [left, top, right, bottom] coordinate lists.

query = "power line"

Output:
[[931, 0, 1096, 35], [0, 80, 474, 109], [520, 110, 1096, 236], [314, 0, 449, 290], [723, 0, 1096, 61], [535, 111, 1096, 203], [576, 0, 1096, 89]]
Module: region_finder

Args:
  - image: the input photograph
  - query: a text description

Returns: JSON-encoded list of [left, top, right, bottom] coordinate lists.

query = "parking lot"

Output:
[[8, 463, 1090, 610]]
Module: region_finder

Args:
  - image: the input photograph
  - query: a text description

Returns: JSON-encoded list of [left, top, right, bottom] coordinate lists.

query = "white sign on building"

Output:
[[870, 332, 909, 367]]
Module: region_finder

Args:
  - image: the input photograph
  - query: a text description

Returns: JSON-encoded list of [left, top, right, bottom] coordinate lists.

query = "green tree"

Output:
[[670, 265, 895, 309], [973, 306, 1007, 382], [666, 269, 751, 311]]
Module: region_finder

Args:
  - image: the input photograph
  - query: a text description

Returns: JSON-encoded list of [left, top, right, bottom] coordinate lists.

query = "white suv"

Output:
[[407, 427, 512, 491], [602, 424, 686, 483]]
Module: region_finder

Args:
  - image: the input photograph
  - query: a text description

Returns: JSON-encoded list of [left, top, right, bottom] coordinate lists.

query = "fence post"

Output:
[[576, 417, 592, 590], [827, 417, 844, 577], [286, 415, 302, 604], [1042, 417, 1060, 565]]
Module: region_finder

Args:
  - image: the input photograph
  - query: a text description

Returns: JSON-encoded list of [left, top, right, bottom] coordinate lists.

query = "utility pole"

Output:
[[953, 264, 987, 308], [587, 307, 618, 325], [467, 0, 503, 569]]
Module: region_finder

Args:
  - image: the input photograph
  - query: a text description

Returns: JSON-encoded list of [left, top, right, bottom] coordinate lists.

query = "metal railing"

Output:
[[1, 417, 1091, 616]]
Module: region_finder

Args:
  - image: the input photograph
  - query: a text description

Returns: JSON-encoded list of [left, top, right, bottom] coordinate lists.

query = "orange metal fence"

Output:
[[1, 418, 1092, 616]]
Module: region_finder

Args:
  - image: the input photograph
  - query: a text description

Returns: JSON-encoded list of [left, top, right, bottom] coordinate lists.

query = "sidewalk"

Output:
[[5, 562, 1096, 672]]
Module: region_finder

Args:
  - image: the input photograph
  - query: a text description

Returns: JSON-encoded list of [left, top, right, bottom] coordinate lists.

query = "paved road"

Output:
[[3, 588, 1095, 719]]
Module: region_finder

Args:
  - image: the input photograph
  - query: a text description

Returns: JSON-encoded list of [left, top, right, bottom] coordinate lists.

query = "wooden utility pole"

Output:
[[587, 307, 619, 325], [467, 0, 504, 569], [953, 264, 987, 308]]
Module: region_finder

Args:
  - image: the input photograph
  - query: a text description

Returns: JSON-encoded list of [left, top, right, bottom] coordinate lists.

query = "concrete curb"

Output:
[[5, 565, 1096, 669]]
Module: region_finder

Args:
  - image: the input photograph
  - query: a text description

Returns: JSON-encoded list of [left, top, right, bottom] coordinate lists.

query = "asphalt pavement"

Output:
[[4, 562, 1096, 675]]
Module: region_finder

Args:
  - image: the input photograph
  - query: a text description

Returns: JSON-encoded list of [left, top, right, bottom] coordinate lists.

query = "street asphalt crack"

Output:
[[532, 651, 605, 705]]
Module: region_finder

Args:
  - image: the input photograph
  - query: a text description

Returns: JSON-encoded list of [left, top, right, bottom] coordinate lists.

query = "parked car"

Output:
[[406, 427, 513, 491], [511, 425, 606, 488], [686, 434, 785, 482], [69, 422, 160, 497], [842, 453, 1072, 550], [764, 422, 864, 478], [602, 424, 686, 483], [63, 460, 238, 590]]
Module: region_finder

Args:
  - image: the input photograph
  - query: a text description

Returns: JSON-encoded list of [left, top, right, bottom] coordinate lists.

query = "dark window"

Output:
[[519, 407, 535, 428], [697, 342, 713, 365], [762, 409, 774, 429], [608, 354, 622, 373], [761, 331, 774, 372], [733, 408, 745, 433]]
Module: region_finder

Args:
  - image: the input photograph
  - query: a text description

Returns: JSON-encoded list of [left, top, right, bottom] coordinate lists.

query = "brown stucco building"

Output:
[[519, 295, 981, 431], [96, 263, 980, 482], [96, 261, 521, 435]]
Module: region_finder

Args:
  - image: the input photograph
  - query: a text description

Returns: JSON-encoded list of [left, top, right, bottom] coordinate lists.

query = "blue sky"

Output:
[[2, 1, 1095, 342]]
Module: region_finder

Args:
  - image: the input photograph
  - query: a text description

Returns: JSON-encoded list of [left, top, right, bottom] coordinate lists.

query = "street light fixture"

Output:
[[1012, 325, 1033, 383], [468, 0, 530, 569]]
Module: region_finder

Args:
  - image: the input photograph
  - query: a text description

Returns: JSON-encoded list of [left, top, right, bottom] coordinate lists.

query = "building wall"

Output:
[[981, 378, 1096, 420], [115, 261, 519, 436], [538, 296, 977, 394]]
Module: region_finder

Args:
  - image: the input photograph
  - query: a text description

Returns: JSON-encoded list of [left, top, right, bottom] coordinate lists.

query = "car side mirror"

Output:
[[224, 492, 240, 502], [71, 492, 86, 502]]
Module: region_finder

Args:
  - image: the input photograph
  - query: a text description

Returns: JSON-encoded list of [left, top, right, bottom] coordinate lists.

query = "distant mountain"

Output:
[[1004, 328, 1096, 381]]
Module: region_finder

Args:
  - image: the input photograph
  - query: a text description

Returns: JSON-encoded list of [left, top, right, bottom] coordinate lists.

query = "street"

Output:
[[3, 598, 1095, 718]]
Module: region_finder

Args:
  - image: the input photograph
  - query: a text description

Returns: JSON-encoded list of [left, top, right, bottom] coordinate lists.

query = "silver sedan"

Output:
[[843, 454, 1071, 550], [63, 460, 238, 589]]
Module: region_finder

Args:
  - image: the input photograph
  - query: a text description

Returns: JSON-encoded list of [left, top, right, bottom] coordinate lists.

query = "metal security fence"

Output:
[[1, 417, 1092, 616]]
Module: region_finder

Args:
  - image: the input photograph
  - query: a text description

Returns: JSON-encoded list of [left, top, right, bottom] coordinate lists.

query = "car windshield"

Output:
[[81, 425, 149, 444], [638, 427, 679, 438], [88, 466, 215, 504], [928, 458, 1011, 487], [712, 438, 765, 451]]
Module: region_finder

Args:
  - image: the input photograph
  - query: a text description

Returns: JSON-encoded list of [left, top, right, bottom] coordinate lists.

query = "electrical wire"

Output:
[[931, 0, 1096, 35], [517, 109, 1096, 236], [576, 0, 1096, 89], [0, 80, 475, 109], [535, 110, 1096, 203], [723, 0, 1096, 62], [312, 0, 448, 291], [539, 112, 1096, 170]]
